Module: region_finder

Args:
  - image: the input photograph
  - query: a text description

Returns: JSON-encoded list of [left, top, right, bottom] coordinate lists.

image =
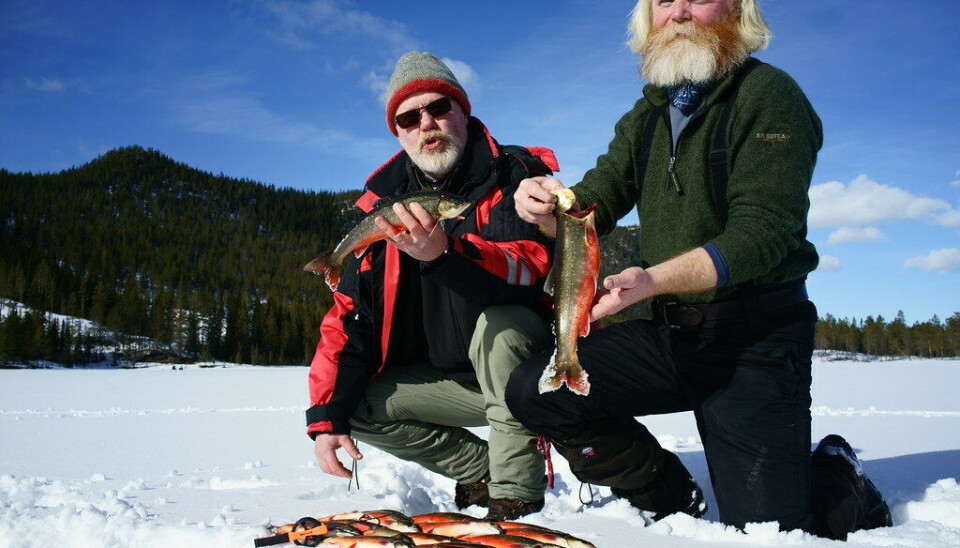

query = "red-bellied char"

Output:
[[317, 510, 421, 533], [462, 534, 563, 548], [410, 513, 480, 524], [538, 189, 598, 396], [417, 521, 503, 537], [404, 532, 461, 545], [304, 191, 471, 291], [501, 529, 596, 548], [319, 537, 415, 548]]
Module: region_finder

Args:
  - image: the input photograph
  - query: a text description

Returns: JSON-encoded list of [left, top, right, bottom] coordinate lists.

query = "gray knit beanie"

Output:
[[384, 52, 470, 135]]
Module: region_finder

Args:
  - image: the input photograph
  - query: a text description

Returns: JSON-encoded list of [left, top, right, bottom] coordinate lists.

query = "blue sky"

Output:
[[2, 0, 959, 324]]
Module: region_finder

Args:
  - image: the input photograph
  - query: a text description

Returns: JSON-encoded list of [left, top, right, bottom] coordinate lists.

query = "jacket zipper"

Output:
[[660, 109, 684, 196], [668, 154, 683, 195], [663, 103, 711, 197]]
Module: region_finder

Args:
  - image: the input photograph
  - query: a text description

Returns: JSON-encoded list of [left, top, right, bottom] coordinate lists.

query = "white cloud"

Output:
[[825, 226, 886, 245], [441, 57, 481, 98], [816, 255, 842, 272], [25, 77, 65, 92], [362, 70, 390, 103], [952, 169, 960, 188], [905, 248, 960, 273], [938, 209, 960, 227], [262, 0, 419, 52], [809, 174, 959, 229]]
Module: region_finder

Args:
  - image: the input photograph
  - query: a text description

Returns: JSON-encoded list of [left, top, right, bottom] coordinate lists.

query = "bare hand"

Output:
[[313, 433, 363, 478], [375, 202, 449, 262], [514, 176, 565, 238], [590, 267, 655, 321]]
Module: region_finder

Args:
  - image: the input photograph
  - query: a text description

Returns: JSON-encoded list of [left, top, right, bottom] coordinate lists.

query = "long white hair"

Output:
[[626, 0, 772, 54]]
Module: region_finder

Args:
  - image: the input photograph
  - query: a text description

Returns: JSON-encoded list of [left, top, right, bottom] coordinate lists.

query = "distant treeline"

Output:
[[1, 147, 957, 366], [3, 301, 958, 366], [815, 311, 960, 359]]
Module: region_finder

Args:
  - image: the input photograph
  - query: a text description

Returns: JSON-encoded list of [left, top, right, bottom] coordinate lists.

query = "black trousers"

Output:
[[506, 300, 819, 532]]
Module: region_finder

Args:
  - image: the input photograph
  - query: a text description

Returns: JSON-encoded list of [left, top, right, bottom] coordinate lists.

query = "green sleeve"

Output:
[[709, 67, 823, 285]]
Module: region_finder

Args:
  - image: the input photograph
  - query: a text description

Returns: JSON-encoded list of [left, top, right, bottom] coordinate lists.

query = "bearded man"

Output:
[[504, 0, 892, 538], [306, 52, 558, 520]]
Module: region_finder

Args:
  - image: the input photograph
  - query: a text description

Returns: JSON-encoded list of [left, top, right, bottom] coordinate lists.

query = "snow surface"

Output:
[[1, 359, 958, 548]]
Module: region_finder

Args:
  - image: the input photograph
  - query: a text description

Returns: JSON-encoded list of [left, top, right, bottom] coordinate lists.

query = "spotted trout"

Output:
[[304, 191, 471, 291], [538, 189, 598, 396]]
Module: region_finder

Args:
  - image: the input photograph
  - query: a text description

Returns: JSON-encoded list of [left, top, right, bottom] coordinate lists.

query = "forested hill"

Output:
[[0, 146, 360, 365]]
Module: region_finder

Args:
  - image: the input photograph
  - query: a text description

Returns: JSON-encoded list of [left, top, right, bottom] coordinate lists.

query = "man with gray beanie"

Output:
[[305, 51, 559, 520]]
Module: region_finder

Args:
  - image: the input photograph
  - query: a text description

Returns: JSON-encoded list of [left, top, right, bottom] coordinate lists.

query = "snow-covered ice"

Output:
[[1, 359, 958, 547]]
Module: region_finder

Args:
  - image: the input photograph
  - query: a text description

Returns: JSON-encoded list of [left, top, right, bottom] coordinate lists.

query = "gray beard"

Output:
[[407, 130, 466, 179]]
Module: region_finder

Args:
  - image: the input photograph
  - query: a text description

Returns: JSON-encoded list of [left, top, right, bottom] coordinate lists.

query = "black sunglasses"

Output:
[[394, 96, 453, 129]]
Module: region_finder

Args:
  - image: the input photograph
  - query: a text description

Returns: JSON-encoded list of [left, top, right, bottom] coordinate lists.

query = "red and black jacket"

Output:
[[306, 118, 558, 438]]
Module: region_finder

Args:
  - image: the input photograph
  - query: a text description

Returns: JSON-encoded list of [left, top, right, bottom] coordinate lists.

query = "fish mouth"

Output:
[[439, 200, 471, 219]]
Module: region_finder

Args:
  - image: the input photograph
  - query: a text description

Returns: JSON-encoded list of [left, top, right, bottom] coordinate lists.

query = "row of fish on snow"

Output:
[[256, 509, 596, 548]]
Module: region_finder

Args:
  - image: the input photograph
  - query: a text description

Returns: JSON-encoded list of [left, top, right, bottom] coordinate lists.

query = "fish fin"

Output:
[[538, 350, 591, 396], [303, 254, 342, 292], [578, 317, 591, 338], [352, 244, 370, 258], [540, 370, 591, 396], [544, 266, 556, 296], [537, 351, 562, 394], [566, 369, 591, 396]]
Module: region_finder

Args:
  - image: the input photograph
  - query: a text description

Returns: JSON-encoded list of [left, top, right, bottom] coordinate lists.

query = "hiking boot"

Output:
[[455, 475, 490, 509], [812, 434, 892, 536], [484, 497, 545, 521], [611, 450, 707, 522]]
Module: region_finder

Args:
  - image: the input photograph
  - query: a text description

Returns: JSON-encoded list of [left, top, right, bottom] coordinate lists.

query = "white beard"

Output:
[[641, 39, 718, 86], [407, 129, 466, 179], [640, 17, 747, 87]]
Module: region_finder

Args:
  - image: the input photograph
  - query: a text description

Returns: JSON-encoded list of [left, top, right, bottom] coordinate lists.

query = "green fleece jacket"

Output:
[[572, 59, 822, 304]]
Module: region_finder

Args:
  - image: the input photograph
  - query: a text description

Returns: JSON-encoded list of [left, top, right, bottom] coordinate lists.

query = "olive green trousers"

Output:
[[349, 304, 552, 501]]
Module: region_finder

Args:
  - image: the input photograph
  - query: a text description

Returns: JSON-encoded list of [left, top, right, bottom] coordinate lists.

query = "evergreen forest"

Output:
[[1, 146, 358, 365], [1, 146, 957, 366]]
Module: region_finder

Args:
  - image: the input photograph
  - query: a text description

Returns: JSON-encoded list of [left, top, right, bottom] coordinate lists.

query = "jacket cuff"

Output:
[[701, 243, 729, 288], [306, 405, 351, 438], [422, 234, 454, 269]]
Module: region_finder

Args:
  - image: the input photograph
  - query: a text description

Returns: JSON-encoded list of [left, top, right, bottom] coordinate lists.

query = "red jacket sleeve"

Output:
[[306, 285, 377, 438]]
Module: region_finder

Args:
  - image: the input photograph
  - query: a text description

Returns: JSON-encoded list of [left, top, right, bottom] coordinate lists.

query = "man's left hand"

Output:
[[590, 267, 654, 321], [375, 201, 449, 262]]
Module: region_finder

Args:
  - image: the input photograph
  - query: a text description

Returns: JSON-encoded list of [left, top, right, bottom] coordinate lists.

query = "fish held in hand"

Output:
[[538, 189, 598, 396], [305, 191, 471, 291]]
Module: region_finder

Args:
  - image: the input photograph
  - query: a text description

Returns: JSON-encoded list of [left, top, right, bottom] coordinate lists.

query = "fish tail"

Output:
[[303, 253, 342, 291], [565, 367, 591, 396], [537, 350, 591, 396], [537, 351, 562, 394]]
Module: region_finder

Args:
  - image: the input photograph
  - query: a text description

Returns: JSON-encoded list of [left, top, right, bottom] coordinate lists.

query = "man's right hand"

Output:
[[314, 433, 363, 478], [514, 176, 564, 238]]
